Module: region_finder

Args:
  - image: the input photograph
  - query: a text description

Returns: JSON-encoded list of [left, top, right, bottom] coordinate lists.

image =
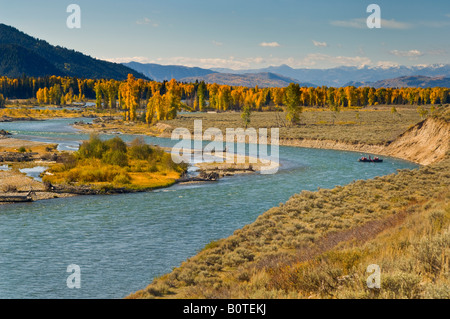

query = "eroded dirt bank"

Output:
[[281, 117, 450, 166]]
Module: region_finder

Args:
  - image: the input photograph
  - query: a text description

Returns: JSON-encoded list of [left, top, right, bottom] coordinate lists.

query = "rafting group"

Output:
[[358, 155, 383, 163]]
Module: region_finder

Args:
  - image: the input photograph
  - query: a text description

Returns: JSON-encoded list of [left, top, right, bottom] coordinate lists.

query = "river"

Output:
[[0, 118, 418, 299]]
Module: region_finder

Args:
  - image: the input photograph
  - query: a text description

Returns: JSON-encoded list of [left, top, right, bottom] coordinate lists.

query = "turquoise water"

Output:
[[0, 119, 419, 299]]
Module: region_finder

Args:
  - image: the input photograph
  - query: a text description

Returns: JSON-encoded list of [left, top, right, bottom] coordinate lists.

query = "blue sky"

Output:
[[0, 0, 449, 69]]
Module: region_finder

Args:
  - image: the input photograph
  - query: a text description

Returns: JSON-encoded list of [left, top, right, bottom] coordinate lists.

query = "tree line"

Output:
[[0, 74, 449, 125]]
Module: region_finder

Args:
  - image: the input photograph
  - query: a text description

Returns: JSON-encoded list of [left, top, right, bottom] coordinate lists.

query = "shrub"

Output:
[[113, 173, 131, 185], [102, 149, 129, 167], [322, 250, 366, 274], [428, 211, 447, 233], [57, 152, 77, 170], [414, 232, 450, 277], [129, 137, 153, 160], [105, 136, 128, 154], [382, 272, 422, 298], [77, 134, 108, 159], [422, 284, 450, 299]]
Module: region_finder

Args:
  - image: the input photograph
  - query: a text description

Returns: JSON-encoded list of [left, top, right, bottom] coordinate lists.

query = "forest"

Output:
[[0, 74, 449, 125]]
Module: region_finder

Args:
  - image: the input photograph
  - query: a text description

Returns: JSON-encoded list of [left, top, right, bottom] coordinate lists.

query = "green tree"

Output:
[[417, 106, 429, 119], [391, 106, 399, 120], [284, 83, 302, 125], [197, 81, 207, 111], [0, 93, 5, 108], [241, 104, 252, 129]]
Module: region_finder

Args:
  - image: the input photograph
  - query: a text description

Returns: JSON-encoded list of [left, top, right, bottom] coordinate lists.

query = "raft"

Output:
[[358, 158, 383, 163]]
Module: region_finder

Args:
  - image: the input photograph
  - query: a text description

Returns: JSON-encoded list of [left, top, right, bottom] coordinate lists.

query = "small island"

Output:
[[42, 135, 188, 194]]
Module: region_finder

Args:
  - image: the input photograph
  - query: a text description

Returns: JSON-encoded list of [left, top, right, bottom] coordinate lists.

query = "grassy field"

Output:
[[128, 106, 450, 299], [163, 105, 429, 145]]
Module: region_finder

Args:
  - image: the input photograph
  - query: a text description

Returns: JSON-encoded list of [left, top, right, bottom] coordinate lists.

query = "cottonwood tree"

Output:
[[284, 83, 302, 125]]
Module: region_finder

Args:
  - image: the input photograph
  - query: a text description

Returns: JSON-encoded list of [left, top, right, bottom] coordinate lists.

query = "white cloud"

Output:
[[136, 17, 159, 27], [330, 19, 365, 29], [104, 56, 153, 64], [259, 42, 280, 47], [212, 40, 223, 47], [381, 19, 412, 30], [330, 18, 412, 30], [389, 49, 424, 58], [312, 40, 328, 48], [299, 53, 372, 68]]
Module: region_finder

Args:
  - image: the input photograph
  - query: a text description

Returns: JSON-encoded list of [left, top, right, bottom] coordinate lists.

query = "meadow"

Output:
[[163, 105, 427, 145]]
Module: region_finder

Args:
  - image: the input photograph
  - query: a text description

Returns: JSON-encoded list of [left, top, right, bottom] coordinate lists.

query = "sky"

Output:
[[0, 0, 449, 70]]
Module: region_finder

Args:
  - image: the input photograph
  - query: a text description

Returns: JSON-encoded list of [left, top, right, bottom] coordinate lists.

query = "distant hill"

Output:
[[345, 76, 450, 88], [0, 44, 64, 77], [180, 72, 316, 88], [212, 64, 450, 87], [123, 62, 217, 82], [0, 24, 147, 80], [370, 76, 450, 88]]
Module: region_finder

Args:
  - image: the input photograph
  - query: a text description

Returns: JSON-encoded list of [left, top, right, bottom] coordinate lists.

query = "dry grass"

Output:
[[44, 157, 182, 191], [162, 105, 428, 145], [0, 104, 107, 120], [0, 138, 57, 156], [0, 169, 44, 192]]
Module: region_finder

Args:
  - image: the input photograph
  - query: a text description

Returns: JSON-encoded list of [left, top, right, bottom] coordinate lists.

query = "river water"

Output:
[[0, 118, 418, 299]]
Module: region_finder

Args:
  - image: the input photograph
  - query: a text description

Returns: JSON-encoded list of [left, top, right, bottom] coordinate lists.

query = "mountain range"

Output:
[[209, 64, 450, 87], [123, 62, 216, 82], [0, 24, 147, 80], [124, 62, 450, 88], [345, 75, 450, 89], [179, 72, 316, 88]]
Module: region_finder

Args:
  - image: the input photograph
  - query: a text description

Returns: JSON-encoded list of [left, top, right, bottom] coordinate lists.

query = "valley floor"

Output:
[[1, 104, 449, 298]]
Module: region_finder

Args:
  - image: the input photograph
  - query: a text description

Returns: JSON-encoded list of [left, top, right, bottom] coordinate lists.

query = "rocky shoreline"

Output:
[[0, 116, 43, 122]]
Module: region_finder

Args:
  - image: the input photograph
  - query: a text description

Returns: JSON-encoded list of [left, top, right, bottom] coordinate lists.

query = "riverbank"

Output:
[[279, 116, 450, 166], [0, 168, 75, 205], [128, 107, 450, 299], [0, 103, 106, 122], [0, 137, 76, 204], [72, 106, 447, 166]]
